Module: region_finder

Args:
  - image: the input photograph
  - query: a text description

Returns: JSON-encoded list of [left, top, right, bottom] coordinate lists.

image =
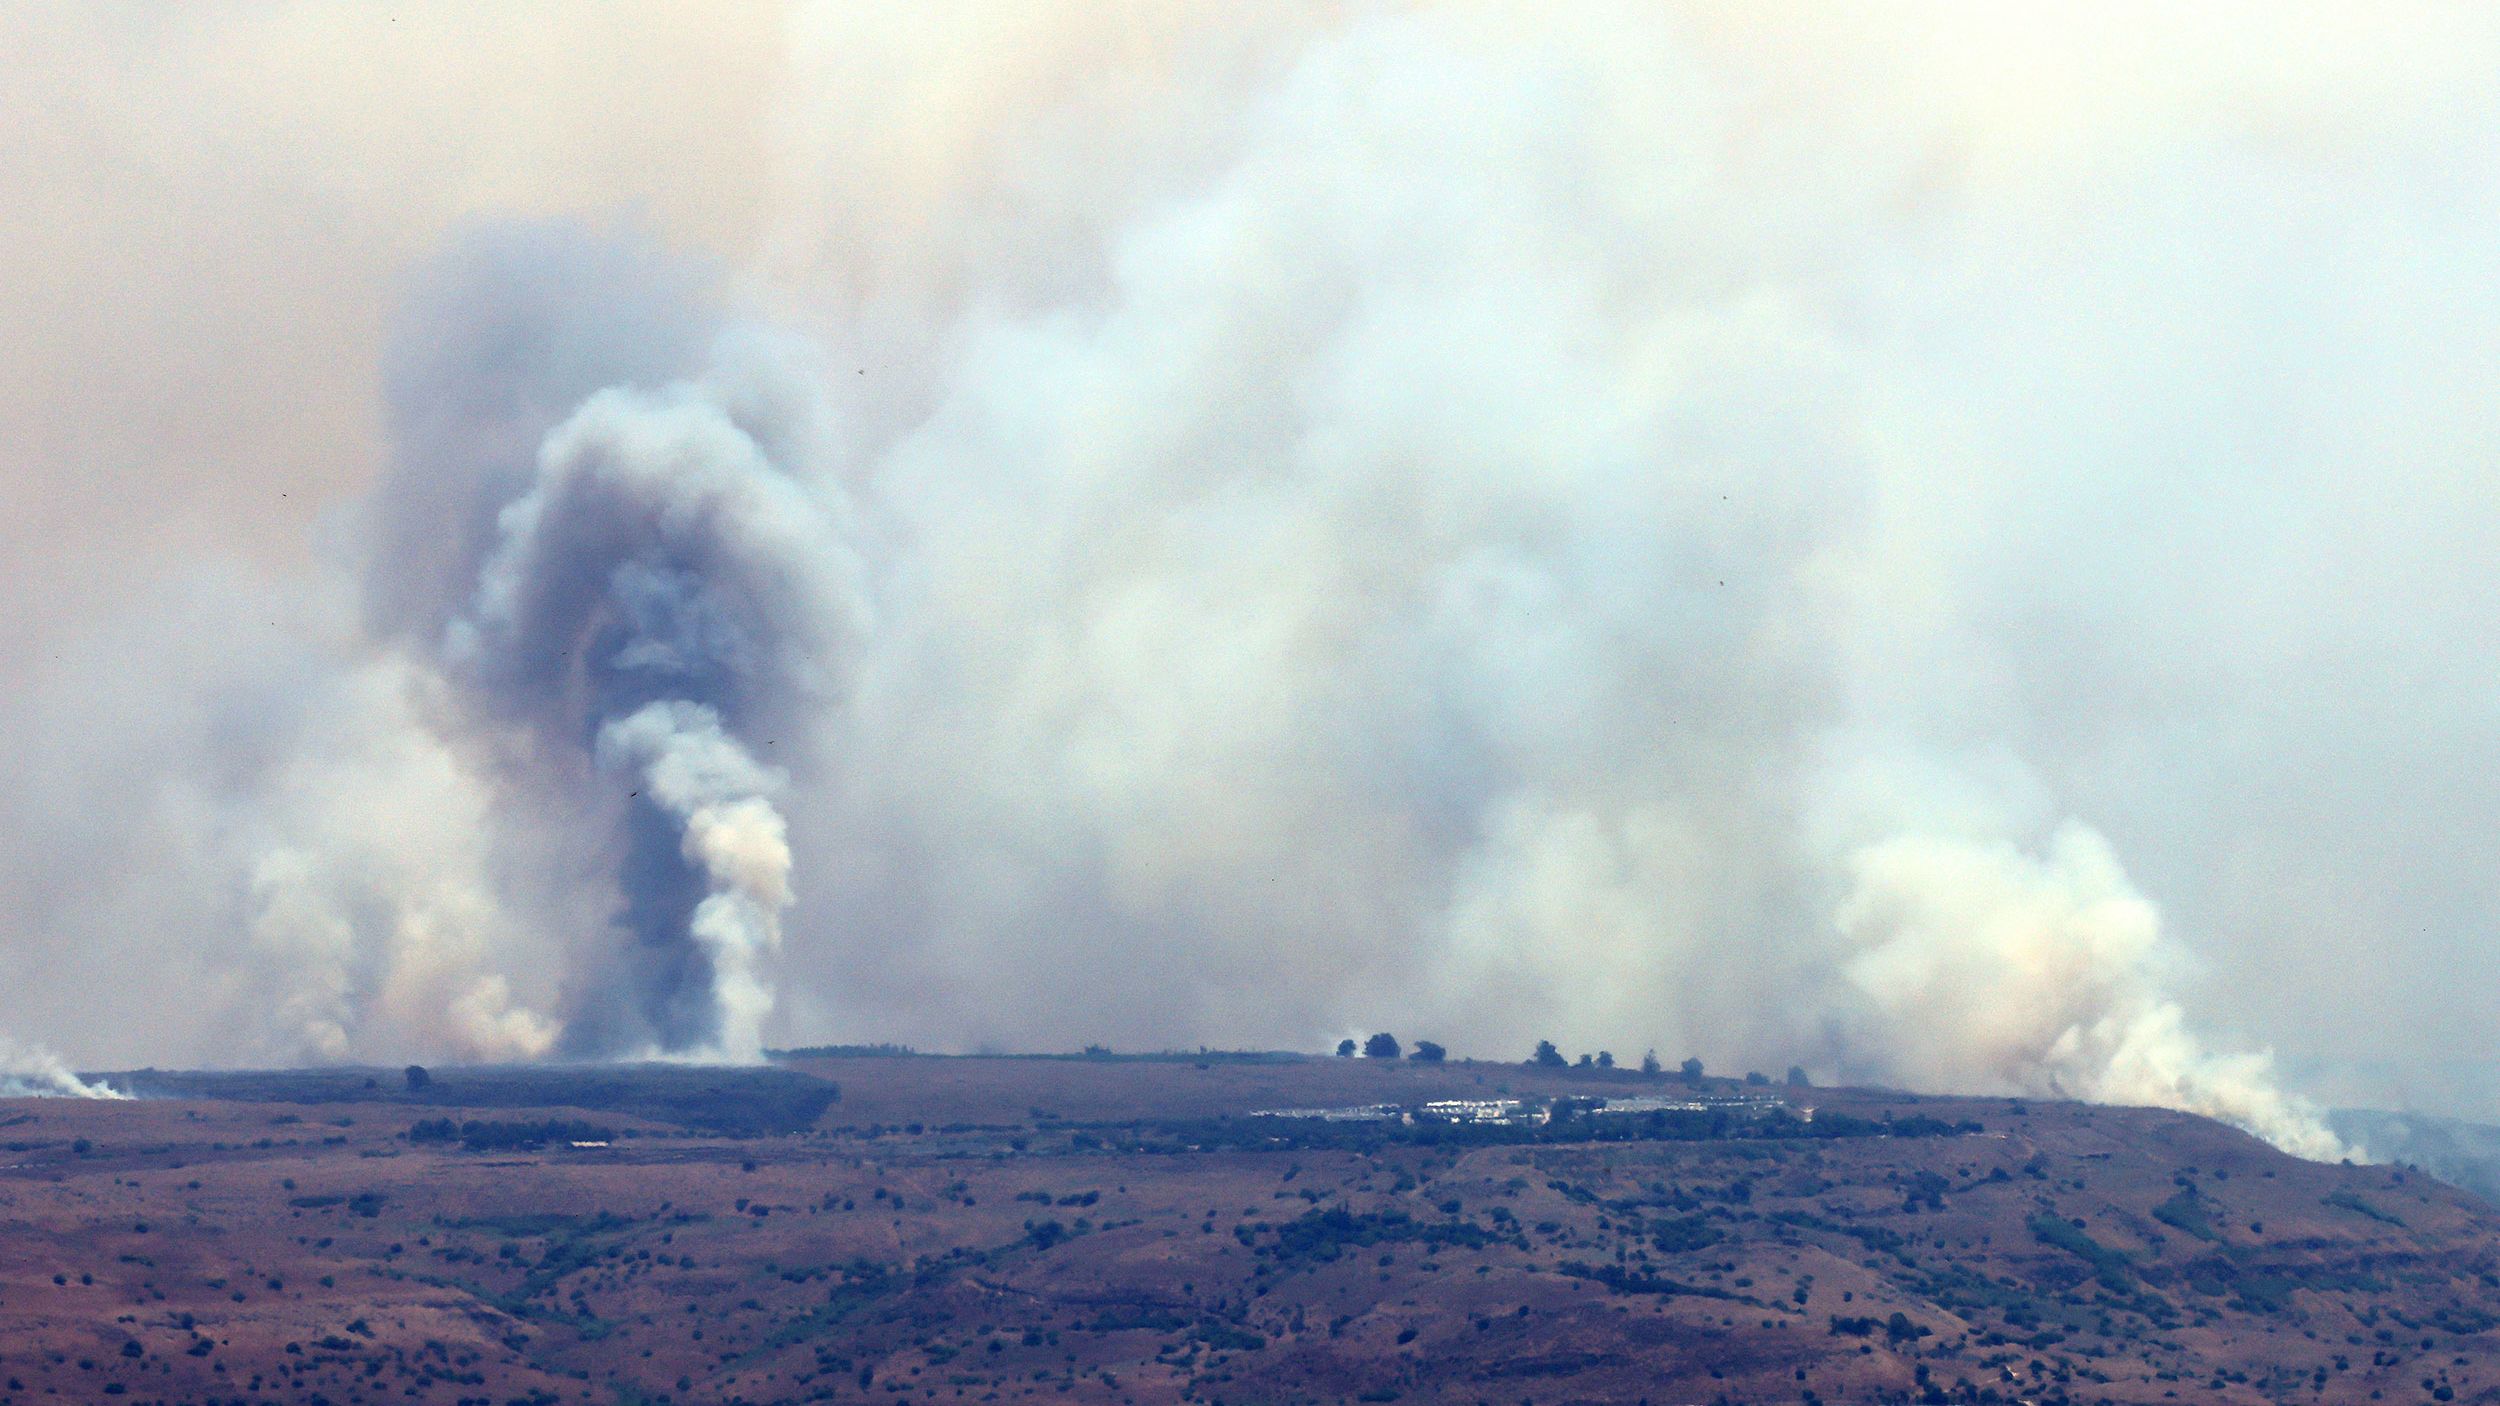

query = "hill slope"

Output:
[[2, 1056, 2495, 1405]]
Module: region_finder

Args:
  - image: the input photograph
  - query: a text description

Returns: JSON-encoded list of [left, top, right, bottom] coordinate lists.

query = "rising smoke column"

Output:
[[437, 364, 867, 1062], [594, 701, 795, 1063]]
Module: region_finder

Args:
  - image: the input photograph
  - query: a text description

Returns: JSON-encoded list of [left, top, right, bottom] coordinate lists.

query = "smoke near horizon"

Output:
[[0, 1037, 125, 1101], [7, 3, 2500, 1156]]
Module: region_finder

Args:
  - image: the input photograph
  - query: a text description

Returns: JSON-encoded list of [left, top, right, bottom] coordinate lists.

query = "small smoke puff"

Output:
[[0, 1036, 125, 1100], [1840, 825, 2164, 1082], [599, 705, 796, 914], [597, 701, 788, 816], [683, 799, 794, 909]]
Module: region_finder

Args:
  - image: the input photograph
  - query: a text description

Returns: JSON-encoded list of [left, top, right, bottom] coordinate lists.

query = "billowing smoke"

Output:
[[595, 702, 795, 1061], [0, 1036, 124, 1100], [9, 3, 2499, 1156], [229, 659, 563, 1066], [1834, 826, 2346, 1160], [396, 329, 868, 1060]]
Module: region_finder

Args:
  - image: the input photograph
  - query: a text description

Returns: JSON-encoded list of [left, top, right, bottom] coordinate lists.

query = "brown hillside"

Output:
[[0, 1056, 2492, 1405]]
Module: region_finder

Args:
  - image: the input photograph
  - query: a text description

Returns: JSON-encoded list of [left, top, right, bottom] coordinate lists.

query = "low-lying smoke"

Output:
[[0, 1036, 124, 1100]]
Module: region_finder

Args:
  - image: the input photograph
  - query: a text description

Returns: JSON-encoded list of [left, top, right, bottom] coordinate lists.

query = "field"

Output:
[[3, 1054, 2498, 1405]]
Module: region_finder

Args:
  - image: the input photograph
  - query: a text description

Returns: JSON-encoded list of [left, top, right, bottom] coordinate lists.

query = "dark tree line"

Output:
[[1329, 1033, 1814, 1084], [1333, 1034, 1445, 1061]]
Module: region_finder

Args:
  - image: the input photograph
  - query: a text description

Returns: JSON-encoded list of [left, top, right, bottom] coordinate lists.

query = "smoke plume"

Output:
[[0, 1036, 124, 1100], [1834, 826, 2345, 1160], [8, 3, 2500, 1155], [414, 349, 868, 1060]]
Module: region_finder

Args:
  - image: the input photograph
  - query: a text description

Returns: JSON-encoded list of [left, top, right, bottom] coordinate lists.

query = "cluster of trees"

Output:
[[1523, 1041, 1815, 1087], [1526, 1040, 1701, 1078], [1330, 1033, 1817, 1088], [1831, 1311, 1932, 1344], [1332, 1034, 1446, 1062], [1257, 1207, 1503, 1271]]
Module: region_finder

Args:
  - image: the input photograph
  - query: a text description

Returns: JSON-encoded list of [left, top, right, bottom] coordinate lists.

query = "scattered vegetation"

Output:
[[2028, 1212, 2136, 1290], [2152, 1186, 2221, 1241], [407, 1118, 615, 1151], [24, 1052, 2489, 1406], [1255, 1208, 1503, 1272]]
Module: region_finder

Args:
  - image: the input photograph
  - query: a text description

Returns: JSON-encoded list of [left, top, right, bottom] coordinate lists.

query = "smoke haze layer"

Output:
[[8, 4, 2500, 1155]]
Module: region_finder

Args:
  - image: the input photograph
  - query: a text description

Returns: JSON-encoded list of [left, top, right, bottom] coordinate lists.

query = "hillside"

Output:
[[2, 1055, 2496, 1405]]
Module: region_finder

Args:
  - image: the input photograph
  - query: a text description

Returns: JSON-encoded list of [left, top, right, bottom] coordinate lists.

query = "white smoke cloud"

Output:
[[229, 663, 564, 1067], [7, 4, 2500, 1156], [0, 570, 572, 1069], [0, 1036, 125, 1100], [1834, 824, 2347, 1160], [597, 701, 795, 1063]]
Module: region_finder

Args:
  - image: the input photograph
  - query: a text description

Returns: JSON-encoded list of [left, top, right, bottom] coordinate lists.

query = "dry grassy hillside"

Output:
[[0, 1056, 2493, 1406]]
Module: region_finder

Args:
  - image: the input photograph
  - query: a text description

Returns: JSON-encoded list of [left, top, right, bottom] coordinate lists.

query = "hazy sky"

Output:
[[4, 3, 2498, 1141]]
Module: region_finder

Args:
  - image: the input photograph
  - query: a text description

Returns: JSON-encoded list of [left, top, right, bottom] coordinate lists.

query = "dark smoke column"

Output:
[[442, 374, 865, 1062]]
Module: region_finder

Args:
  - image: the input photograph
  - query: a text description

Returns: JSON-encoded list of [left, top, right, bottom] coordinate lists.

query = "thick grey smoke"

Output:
[[382, 283, 868, 1059], [8, 4, 2500, 1156]]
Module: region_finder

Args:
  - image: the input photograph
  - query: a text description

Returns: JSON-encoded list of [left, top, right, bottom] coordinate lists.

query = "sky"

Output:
[[2, 2, 2497, 1147]]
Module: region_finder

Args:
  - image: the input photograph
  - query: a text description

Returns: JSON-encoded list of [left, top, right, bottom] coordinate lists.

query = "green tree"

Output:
[[1679, 1056, 1704, 1085], [1363, 1032, 1402, 1060], [1409, 1040, 1446, 1063], [1785, 1064, 1811, 1087], [1531, 1040, 1567, 1068], [1640, 1050, 1662, 1075], [1336, 1039, 1357, 1058], [403, 1064, 431, 1092], [1595, 1051, 1615, 1069]]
